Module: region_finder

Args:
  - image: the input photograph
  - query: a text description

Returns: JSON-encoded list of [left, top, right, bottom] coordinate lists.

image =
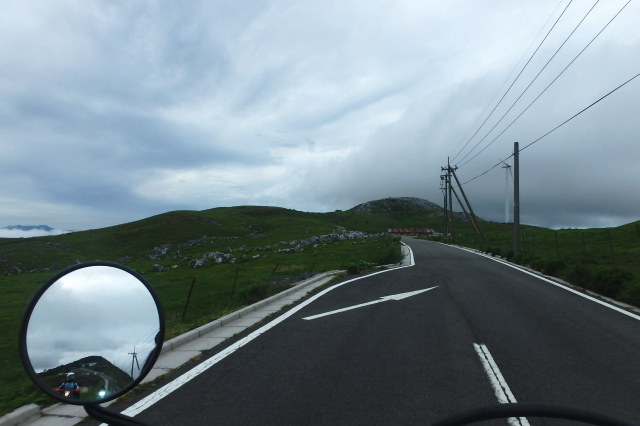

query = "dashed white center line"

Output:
[[474, 343, 530, 426]]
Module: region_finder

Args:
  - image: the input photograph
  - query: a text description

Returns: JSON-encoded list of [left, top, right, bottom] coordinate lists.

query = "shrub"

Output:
[[238, 282, 270, 305], [591, 268, 635, 299], [375, 245, 404, 265], [513, 253, 534, 266], [529, 257, 546, 272], [559, 263, 594, 287], [346, 260, 376, 275], [542, 259, 566, 276], [619, 280, 640, 305]]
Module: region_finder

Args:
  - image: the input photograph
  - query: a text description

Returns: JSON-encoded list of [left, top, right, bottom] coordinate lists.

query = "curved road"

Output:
[[112, 238, 640, 425]]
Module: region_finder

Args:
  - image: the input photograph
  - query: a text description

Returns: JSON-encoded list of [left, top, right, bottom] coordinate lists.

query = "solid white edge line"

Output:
[[105, 244, 415, 421], [401, 241, 415, 266], [474, 344, 530, 426], [441, 243, 640, 322]]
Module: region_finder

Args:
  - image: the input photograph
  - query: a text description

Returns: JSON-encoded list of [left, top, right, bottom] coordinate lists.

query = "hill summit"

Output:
[[351, 197, 443, 215]]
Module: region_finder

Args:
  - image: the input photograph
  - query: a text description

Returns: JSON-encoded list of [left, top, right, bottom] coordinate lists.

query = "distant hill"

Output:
[[351, 197, 443, 215], [1, 225, 54, 231], [350, 197, 483, 222]]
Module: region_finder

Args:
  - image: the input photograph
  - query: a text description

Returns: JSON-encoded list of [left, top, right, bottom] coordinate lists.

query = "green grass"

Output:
[[0, 205, 413, 416]]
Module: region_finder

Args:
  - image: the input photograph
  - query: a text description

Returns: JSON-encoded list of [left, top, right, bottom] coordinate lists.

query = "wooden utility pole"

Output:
[[513, 142, 520, 255], [451, 185, 475, 231], [451, 169, 486, 241], [448, 158, 454, 242], [440, 168, 449, 240]]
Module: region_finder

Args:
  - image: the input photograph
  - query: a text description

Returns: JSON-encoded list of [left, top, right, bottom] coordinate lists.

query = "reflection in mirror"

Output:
[[26, 266, 160, 401]]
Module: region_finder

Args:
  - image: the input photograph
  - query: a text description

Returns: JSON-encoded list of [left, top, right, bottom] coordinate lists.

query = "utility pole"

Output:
[[451, 185, 475, 231], [501, 160, 512, 223], [128, 347, 140, 379], [448, 158, 454, 242], [451, 168, 487, 241], [440, 168, 449, 240], [513, 142, 520, 255]]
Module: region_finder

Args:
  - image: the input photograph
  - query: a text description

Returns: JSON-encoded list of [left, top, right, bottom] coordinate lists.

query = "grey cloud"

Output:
[[1, 0, 638, 230]]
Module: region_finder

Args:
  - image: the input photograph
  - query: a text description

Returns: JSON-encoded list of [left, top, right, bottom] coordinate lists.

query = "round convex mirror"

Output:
[[19, 262, 165, 404]]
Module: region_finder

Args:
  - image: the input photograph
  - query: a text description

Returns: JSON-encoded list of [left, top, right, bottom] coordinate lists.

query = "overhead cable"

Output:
[[450, 0, 573, 163], [458, 0, 632, 168], [461, 70, 640, 185], [456, 0, 600, 167], [448, 0, 566, 159]]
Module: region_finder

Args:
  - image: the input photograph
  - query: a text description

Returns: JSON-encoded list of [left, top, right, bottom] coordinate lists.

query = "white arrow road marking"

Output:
[[474, 343, 530, 426], [302, 287, 438, 320]]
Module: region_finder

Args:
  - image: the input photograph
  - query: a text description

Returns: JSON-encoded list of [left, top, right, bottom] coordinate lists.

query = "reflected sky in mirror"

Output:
[[27, 266, 160, 381]]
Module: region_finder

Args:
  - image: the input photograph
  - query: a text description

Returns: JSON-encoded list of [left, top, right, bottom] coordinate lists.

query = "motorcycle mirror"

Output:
[[19, 261, 165, 405]]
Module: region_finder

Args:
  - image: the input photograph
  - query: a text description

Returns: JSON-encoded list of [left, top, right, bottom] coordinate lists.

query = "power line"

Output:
[[448, 0, 566, 159], [460, 70, 640, 185], [457, 0, 632, 168], [450, 0, 573, 163], [456, 0, 600, 167]]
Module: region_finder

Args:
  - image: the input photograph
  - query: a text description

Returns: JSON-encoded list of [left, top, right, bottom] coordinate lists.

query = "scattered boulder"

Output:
[[51, 262, 60, 270], [151, 264, 163, 272], [153, 245, 171, 256], [188, 259, 205, 268]]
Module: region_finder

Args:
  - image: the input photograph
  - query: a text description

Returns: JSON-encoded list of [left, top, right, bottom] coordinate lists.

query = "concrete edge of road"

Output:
[[435, 241, 640, 316]]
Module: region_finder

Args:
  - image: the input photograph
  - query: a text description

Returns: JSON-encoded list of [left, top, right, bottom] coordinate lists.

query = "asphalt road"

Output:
[[120, 238, 640, 425]]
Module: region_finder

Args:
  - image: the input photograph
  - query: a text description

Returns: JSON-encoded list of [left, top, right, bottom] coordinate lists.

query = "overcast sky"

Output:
[[2, 0, 638, 232]]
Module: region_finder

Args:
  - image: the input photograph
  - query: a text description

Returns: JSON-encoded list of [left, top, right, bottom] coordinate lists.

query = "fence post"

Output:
[[230, 267, 240, 299], [181, 278, 196, 320], [606, 230, 616, 267], [555, 232, 560, 259], [270, 263, 279, 278]]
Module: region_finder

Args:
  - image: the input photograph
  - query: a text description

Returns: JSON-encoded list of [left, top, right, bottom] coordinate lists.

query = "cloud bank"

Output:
[[1, 0, 638, 230]]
